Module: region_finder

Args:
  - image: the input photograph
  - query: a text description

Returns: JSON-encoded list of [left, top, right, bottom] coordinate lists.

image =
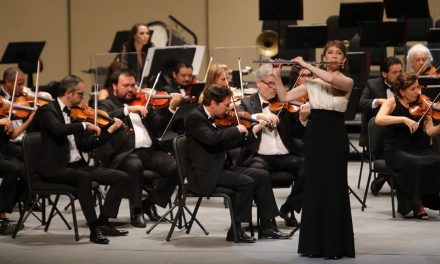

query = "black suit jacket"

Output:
[[97, 95, 172, 168], [358, 77, 388, 147], [185, 105, 256, 196], [36, 100, 112, 178], [238, 93, 305, 164]]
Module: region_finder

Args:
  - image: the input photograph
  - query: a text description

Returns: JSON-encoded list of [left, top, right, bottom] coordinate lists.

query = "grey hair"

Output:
[[254, 64, 274, 80], [3, 67, 24, 82], [406, 43, 432, 71]]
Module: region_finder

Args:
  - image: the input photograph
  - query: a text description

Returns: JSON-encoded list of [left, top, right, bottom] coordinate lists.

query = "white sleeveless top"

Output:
[[305, 79, 349, 113]]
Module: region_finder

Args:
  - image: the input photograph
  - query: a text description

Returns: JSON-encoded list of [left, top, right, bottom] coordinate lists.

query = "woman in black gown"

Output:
[[275, 40, 355, 259], [375, 72, 440, 219]]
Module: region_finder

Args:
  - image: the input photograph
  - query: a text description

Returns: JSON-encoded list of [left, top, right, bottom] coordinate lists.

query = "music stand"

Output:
[[109, 30, 130, 53], [427, 29, 440, 48], [359, 21, 406, 47], [284, 24, 328, 61], [258, 0, 303, 21], [0, 41, 45, 87], [338, 2, 384, 28], [159, 104, 197, 142], [142, 45, 205, 83], [347, 51, 370, 89], [384, 0, 430, 19]]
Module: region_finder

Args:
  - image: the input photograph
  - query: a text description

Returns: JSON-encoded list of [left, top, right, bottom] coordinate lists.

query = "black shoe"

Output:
[[226, 228, 256, 243], [279, 206, 299, 227], [142, 199, 161, 222], [131, 213, 147, 228], [370, 175, 386, 196], [90, 227, 109, 244], [99, 224, 129, 236], [0, 220, 18, 235], [258, 228, 291, 239]]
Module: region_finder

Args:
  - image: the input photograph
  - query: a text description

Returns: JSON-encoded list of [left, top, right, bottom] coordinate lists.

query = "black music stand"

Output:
[[159, 104, 197, 145], [284, 25, 328, 61], [427, 29, 440, 49], [420, 76, 440, 101], [259, 0, 303, 21], [338, 2, 384, 28], [384, 0, 430, 19], [109, 30, 130, 53], [359, 21, 406, 47], [0, 41, 45, 87]]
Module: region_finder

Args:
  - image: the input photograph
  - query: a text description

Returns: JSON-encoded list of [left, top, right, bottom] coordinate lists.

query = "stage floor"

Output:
[[1, 161, 440, 264]]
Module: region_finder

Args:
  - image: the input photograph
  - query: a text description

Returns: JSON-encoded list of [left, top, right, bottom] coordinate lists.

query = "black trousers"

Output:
[[245, 153, 305, 213], [45, 162, 127, 224], [219, 166, 279, 223], [118, 147, 178, 209], [0, 158, 23, 213]]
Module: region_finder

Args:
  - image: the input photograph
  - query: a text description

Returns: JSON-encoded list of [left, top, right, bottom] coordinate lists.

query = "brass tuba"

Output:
[[256, 30, 279, 57]]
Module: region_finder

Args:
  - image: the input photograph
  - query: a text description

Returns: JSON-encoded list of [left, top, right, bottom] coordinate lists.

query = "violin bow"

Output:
[[417, 91, 440, 125], [33, 60, 40, 110], [203, 56, 213, 83], [8, 72, 19, 120], [238, 57, 244, 99], [223, 72, 240, 124], [143, 71, 161, 109], [416, 56, 432, 76], [93, 83, 99, 127]]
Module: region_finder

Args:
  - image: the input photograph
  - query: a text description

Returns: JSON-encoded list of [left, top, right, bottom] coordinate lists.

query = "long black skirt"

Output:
[[298, 109, 355, 258]]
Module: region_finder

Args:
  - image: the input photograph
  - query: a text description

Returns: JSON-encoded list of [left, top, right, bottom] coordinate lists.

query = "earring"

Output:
[[341, 63, 344, 70]]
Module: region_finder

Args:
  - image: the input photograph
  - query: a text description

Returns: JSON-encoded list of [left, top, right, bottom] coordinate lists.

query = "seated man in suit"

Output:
[[36, 75, 129, 244], [185, 84, 290, 242], [159, 62, 194, 97], [0, 117, 24, 235], [238, 64, 310, 227], [98, 69, 180, 228], [358, 56, 402, 195]]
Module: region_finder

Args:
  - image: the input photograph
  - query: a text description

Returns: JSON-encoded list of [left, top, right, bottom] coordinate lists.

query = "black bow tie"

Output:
[[262, 102, 269, 109], [208, 117, 215, 124], [63, 106, 70, 116]]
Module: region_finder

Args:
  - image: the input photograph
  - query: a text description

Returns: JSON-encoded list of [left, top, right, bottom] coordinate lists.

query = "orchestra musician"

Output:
[[275, 40, 355, 259], [287, 65, 314, 89], [375, 71, 440, 220], [406, 43, 435, 76], [358, 56, 403, 195], [197, 63, 230, 104], [36, 75, 129, 244], [158, 62, 195, 99], [184, 84, 291, 243], [121, 23, 154, 85], [97, 69, 180, 228], [0, 117, 23, 235], [238, 64, 310, 228]]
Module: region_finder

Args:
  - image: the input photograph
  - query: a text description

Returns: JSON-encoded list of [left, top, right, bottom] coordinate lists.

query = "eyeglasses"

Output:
[[261, 80, 276, 87], [120, 83, 137, 88], [74, 91, 84, 96], [300, 74, 313, 78]]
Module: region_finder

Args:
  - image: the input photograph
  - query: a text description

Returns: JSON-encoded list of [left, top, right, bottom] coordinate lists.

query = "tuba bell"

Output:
[[256, 30, 279, 58]]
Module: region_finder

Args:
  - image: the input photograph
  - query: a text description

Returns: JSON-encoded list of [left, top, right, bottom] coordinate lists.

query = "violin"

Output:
[[408, 94, 440, 120], [70, 102, 132, 132], [424, 66, 440, 77], [214, 111, 260, 128], [0, 96, 35, 119], [268, 99, 303, 114], [14, 91, 53, 107], [129, 90, 172, 108]]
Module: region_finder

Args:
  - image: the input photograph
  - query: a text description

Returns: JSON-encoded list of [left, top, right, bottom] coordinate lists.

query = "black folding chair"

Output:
[[12, 133, 80, 240], [147, 135, 239, 242], [361, 118, 396, 217]]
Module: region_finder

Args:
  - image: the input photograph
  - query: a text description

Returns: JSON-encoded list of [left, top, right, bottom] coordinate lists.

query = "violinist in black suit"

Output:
[[238, 64, 310, 227], [358, 57, 402, 195], [37, 75, 128, 244], [185, 84, 290, 242], [98, 69, 180, 228]]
